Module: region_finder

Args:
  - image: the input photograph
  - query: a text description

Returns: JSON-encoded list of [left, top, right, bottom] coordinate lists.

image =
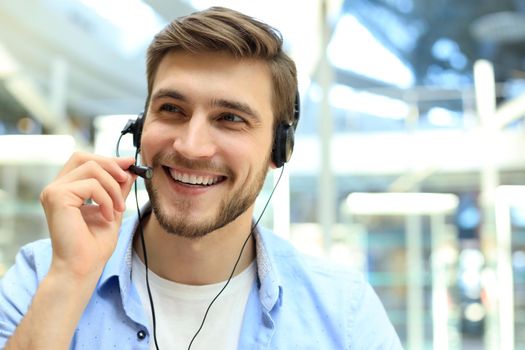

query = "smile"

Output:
[[165, 167, 225, 186]]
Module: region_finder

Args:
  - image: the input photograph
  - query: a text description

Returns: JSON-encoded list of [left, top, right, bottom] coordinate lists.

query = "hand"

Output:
[[40, 152, 137, 280]]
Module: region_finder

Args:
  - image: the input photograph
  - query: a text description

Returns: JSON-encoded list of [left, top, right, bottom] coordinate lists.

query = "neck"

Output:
[[133, 209, 256, 285]]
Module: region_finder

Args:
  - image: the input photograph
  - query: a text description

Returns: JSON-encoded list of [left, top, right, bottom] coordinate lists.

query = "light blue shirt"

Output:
[[0, 214, 402, 349]]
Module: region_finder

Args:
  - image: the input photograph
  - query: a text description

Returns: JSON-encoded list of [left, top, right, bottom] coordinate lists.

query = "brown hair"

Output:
[[145, 6, 298, 126]]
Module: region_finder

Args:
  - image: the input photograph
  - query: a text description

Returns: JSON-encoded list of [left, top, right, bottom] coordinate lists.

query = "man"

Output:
[[0, 7, 402, 349]]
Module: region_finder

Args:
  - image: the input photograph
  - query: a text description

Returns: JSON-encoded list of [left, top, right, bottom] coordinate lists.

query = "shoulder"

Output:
[[258, 227, 368, 312], [258, 226, 366, 288], [0, 239, 53, 346], [257, 227, 402, 348], [256, 228, 404, 348], [9, 239, 53, 281], [0, 238, 53, 305]]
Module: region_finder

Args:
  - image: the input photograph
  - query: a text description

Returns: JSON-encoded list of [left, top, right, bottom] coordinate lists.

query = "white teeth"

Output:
[[169, 169, 219, 186]]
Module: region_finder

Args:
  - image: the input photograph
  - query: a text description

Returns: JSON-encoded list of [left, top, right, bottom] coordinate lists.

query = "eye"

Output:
[[159, 103, 182, 113], [220, 113, 244, 123]]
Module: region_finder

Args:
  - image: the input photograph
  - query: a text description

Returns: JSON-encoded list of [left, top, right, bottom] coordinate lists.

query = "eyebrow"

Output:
[[211, 98, 261, 122], [151, 88, 186, 102], [150, 88, 262, 122]]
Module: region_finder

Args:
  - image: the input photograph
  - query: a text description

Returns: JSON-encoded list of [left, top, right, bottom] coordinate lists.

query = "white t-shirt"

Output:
[[132, 252, 256, 350]]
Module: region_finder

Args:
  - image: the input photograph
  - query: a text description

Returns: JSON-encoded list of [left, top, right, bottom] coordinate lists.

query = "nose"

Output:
[[172, 116, 216, 159]]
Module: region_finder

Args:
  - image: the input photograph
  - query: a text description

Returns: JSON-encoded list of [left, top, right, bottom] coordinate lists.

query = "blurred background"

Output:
[[1, 0, 525, 349]]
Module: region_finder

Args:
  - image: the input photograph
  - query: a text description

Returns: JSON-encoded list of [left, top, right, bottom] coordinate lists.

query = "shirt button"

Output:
[[137, 330, 147, 340]]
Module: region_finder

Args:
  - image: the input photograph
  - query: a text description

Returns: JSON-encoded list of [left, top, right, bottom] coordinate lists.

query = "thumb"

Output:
[[114, 173, 139, 222], [121, 172, 138, 201]]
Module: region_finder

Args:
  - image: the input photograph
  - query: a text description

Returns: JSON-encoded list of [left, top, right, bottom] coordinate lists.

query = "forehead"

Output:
[[152, 51, 274, 115]]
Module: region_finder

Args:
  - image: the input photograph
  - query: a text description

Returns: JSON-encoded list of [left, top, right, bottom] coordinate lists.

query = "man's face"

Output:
[[140, 50, 275, 238]]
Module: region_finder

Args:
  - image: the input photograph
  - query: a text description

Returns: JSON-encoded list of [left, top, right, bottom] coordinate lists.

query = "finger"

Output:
[[57, 152, 135, 183], [55, 160, 129, 212], [120, 170, 138, 201], [56, 151, 97, 177], [75, 179, 116, 222], [43, 179, 115, 222], [113, 157, 140, 182]]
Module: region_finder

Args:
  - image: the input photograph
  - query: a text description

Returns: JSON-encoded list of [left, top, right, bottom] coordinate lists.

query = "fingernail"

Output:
[[119, 170, 129, 182]]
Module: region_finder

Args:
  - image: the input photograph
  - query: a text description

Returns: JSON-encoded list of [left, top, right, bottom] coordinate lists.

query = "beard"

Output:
[[145, 152, 269, 239]]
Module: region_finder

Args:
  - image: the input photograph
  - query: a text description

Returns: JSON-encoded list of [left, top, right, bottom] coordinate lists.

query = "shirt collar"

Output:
[[253, 226, 284, 313], [97, 213, 139, 293], [97, 206, 285, 313]]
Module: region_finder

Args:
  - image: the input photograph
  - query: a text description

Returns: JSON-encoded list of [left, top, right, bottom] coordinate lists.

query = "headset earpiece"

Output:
[[271, 91, 300, 168], [271, 123, 294, 168], [121, 113, 144, 150]]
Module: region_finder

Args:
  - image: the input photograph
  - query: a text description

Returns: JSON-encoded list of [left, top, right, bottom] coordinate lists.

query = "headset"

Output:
[[118, 91, 300, 350], [121, 91, 300, 169]]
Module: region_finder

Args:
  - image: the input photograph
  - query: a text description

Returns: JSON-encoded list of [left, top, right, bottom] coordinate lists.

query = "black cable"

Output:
[[120, 125, 286, 349], [139, 166, 285, 350], [116, 131, 160, 349], [187, 166, 285, 350], [134, 150, 161, 350], [116, 133, 124, 157]]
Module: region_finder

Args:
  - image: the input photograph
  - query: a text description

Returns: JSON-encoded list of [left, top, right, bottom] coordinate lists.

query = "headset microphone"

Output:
[[128, 164, 153, 179]]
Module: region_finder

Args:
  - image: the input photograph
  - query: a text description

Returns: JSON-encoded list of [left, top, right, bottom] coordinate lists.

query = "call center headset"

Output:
[[121, 91, 300, 168], [119, 92, 300, 350]]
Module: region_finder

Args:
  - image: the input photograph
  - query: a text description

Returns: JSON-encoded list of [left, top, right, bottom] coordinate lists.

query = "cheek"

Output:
[[241, 140, 273, 173], [139, 125, 170, 161]]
